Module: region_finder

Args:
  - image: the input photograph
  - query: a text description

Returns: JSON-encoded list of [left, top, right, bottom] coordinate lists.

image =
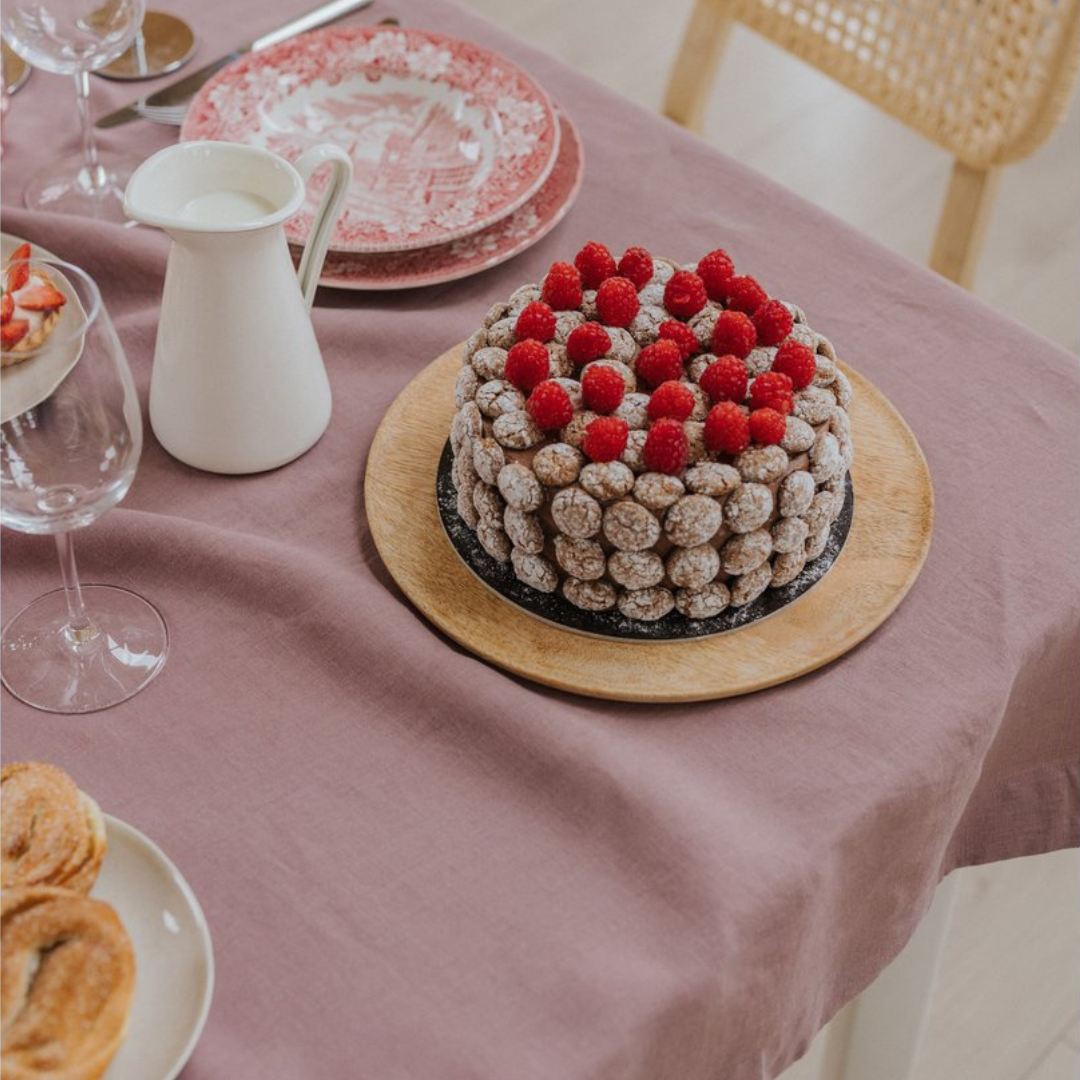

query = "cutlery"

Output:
[[124, 9, 398, 128], [95, 0, 376, 128]]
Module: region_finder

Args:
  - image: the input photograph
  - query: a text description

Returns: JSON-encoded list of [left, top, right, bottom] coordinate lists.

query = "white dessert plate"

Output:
[[310, 109, 583, 290], [1, 233, 87, 424], [93, 814, 214, 1080], [181, 25, 560, 255]]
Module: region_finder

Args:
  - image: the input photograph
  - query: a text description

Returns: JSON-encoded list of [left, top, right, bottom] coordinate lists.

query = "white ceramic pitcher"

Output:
[[124, 140, 352, 474]]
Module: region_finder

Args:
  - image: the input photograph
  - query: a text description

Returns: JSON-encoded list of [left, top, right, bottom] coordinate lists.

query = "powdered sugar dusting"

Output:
[[437, 443, 854, 641]]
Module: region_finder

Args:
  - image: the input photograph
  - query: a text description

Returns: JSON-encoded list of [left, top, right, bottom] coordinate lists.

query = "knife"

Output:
[[96, 0, 377, 128]]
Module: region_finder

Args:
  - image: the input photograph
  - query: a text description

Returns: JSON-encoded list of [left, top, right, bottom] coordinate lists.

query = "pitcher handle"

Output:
[[293, 144, 353, 309]]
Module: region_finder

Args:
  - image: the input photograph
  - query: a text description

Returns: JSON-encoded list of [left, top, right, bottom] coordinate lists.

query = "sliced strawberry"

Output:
[[1, 293, 12, 326], [6, 244, 31, 291], [15, 283, 66, 311], [1, 319, 29, 349]]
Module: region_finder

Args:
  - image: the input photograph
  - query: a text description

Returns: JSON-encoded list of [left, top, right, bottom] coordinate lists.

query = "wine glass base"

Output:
[[1, 585, 169, 714], [95, 11, 197, 80], [23, 149, 144, 222]]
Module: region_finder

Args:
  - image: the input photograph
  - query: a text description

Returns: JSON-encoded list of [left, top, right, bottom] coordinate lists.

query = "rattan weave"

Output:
[[673, 0, 1078, 167], [664, 0, 1079, 284]]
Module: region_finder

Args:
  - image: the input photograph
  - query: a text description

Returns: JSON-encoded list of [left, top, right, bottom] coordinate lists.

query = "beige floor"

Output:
[[455, 0, 1079, 354], [453, 3, 1079, 1077], [781, 849, 1080, 1080]]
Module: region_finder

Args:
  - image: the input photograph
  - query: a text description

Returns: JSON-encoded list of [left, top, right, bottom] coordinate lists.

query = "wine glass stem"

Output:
[[73, 69, 105, 191], [132, 28, 148, 77], [55, 531, 96, 645]]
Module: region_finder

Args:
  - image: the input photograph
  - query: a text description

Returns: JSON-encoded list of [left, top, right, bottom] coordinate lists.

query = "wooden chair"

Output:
[[663, 0, 1080, 288]]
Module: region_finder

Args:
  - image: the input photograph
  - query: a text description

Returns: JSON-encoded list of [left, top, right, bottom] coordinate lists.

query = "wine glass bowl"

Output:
[[95, 9, 198, 81], [1, 0, 146, 218], [4, 0, 143, 72], [2, 401, 139, 533], [1, 254, 167, 713], [2, 265, 139, 532]]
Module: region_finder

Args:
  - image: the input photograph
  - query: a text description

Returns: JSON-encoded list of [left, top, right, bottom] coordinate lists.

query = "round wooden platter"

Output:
[[364, 345, 933, 702]]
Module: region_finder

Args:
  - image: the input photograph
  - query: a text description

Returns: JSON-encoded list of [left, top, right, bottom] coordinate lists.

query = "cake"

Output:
[[448, 242, 853, 623], [1, 242, 68, 365]]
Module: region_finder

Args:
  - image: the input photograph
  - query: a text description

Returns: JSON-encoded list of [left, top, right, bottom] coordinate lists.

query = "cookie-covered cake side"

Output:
[[448, 242, 854, 623]]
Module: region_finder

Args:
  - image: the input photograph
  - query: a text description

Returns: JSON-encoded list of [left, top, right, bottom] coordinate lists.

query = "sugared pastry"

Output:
[[1, 762, 108, 894], [1, 243, 68, 365], [449, 241, 854, 621], [1, 886, 135, 1080]]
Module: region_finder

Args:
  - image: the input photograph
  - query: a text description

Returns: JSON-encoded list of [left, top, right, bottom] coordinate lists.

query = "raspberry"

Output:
[[749, 407, 787, 445], [574, 241, 617, 290], [581, 364, 626, 414], [771, 339, 817, 390], [566, 321, 611, 366], [725, 275, 769, 315], [698, 354, 749, 403], [515, 300, 557, 343], [635, 339, 684, 388], [711, 310, 757, 359], [752, 299, 793, 347], [541, 262, 583, 310], [504, 340, 550, 392], [663, 269, 708, 318], [658, 319, 698, 360], [582, 416, 629, 462], [773, 339, 812, 390], [749, 370, 794, 415], [642, 418, 689, 475], [646, 380, 696, 422], [704, 402, 751, 455], [696, 248, 735, 300], [526, 380, 574, 431], [617, 246, 654, 290], [595, 276, 640, 328]]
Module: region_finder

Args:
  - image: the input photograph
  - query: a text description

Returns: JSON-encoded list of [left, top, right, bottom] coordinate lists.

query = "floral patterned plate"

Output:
[[181, 26, 560, 255], [306, 109, 582, 290]]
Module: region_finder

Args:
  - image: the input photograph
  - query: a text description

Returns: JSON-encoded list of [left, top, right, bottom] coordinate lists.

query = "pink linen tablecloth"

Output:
[[1, 1, 1077, 1077]]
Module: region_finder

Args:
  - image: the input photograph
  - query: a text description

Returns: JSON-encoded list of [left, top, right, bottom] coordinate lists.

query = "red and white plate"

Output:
[[181, 26, 560, 254], [308, 110, 582, 290]]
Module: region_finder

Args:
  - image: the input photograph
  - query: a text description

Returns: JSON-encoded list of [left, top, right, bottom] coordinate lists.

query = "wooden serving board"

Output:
[[364, 345, 933, 702]]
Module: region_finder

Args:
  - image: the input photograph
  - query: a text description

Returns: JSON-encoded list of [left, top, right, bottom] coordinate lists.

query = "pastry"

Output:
[[1, 762, 107, 894], [449, 241, 853, 621], [1, 243, 68, 365], [0, 886, 135, 1080]]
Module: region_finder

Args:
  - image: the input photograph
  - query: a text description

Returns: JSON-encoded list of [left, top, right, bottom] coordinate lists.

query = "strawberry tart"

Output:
[[1, 243, 68, 366], [447, 242, 853, 624]]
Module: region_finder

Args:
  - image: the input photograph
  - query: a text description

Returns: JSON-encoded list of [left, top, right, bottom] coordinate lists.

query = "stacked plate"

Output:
[[180, 25, 584, 290]]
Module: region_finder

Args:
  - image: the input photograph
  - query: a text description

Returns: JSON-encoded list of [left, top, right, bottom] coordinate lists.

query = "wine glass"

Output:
[[1, 0, 146, 220], [95, 9, 196, 80], [0, 254, 168, 713]]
